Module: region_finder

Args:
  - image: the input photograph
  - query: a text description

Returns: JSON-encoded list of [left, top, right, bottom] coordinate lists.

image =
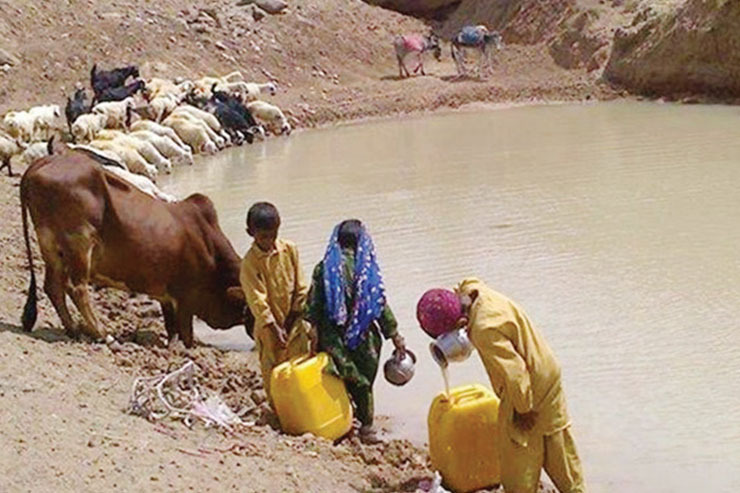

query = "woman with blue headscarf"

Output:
[[306, 219, 406, 444]]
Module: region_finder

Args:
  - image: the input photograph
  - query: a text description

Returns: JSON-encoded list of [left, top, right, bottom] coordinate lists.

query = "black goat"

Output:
[[210, 84, 260, 129], [96, 80, 145, 103], [90, 64, 140, 101], [185, 91, 256, 145], [64, 88, 91, 135]]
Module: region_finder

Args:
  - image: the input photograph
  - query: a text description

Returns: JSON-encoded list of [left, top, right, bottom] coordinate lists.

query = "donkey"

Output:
[[451, 25, 503, 78], [393, 33, 442, 78]]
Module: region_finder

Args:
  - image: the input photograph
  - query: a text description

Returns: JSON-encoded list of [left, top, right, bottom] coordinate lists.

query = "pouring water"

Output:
[[441, 365, 451, 398], [430, 329, 474, 399]]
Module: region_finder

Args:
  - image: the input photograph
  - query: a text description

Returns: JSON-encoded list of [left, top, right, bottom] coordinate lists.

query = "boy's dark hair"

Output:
[[338, 219, 363, 250], [247, 202, 280, 231]]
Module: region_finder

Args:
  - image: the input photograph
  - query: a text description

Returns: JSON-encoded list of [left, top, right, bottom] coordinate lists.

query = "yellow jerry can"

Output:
[[270, 352, 353, 441], [428, 384, 501, 493]]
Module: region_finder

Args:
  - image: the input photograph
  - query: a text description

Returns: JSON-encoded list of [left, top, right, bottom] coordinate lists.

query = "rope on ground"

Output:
[[128, 360, 250, 430]]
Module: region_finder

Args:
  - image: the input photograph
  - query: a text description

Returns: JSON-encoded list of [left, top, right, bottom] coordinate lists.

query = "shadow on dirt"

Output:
[[438, 73, 488, 83], [0, 320, 72, 343]]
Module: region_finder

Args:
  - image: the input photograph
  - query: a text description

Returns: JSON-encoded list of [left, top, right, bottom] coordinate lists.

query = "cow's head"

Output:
[[185, 193, 256, 339], [225, 286, 255, 339]]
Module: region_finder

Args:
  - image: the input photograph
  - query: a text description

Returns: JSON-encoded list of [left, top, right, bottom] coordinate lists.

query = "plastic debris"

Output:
[[128, 360, 250, 429], [417, 471, 451, 493]]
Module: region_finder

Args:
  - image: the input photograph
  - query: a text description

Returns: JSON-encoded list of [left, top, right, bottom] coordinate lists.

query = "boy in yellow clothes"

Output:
[[240, 202, 311, 404], [417, 278, 585, 493]]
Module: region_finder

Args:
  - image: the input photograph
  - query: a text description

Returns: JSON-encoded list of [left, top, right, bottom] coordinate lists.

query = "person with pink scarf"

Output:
[[417, 278, 585, 493]]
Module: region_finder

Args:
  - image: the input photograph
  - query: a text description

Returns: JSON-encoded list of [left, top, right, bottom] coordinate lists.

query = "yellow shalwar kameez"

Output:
[[240, 239, 311, 403], [456, 278, 585, 493]]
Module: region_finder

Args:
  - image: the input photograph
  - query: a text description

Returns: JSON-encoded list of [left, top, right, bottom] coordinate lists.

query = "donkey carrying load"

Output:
[[451, 25, 503, 78], [393, 33, 442, 78]]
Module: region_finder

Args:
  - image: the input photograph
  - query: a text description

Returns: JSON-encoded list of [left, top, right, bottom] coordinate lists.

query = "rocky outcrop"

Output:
[[603, 0, 740, 98], [362, 0, 461, 20], [440, 0, 576, 44], [548, 9, 612, 72]]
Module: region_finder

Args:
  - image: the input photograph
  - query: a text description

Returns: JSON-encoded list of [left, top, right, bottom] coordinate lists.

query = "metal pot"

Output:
[[429, 329, 473, 368], [383, 348, 417, 386]]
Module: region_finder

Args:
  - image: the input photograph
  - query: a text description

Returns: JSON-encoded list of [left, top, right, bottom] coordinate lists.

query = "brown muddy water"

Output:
[[160, 101, 740, 492]]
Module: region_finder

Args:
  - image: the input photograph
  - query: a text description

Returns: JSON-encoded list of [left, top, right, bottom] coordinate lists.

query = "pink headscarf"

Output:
[[416, 288, 462, 338]]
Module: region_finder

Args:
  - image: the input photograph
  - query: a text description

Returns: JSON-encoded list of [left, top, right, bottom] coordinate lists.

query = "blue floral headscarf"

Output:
[[322, 223, 386, 350]]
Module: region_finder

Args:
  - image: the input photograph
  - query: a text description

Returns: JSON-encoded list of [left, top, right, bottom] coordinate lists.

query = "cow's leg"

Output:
[[36, 228, 76, 334], [161, 300, 177, 341], [43, 263, 76, 335], [68, 282, 104, 340], [65, 239, 105, 340], [174, 308, 195, 348]]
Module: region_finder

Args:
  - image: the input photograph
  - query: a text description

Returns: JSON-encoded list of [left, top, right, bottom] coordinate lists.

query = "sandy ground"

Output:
[[0, 0, 615, 491]]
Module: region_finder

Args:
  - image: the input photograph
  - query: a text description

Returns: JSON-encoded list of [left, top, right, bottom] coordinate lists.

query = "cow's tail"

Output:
[[20, 177, 38, 332]]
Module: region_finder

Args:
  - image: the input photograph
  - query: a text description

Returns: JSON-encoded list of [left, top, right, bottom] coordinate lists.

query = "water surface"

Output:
[[160, 101, 740, 492]]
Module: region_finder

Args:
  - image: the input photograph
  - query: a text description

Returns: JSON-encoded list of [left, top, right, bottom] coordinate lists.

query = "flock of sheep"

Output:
[[0, 64, 293, 200]]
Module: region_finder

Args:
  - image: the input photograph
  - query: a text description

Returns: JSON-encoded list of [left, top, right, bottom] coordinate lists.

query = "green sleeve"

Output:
[[378, 303, 398, 340], [305, 262, 324, 325]]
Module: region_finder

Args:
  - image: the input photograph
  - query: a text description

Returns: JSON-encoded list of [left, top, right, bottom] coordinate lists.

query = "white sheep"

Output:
[[214, 81, 250, 99], [128, 120, 190, 151], [242, 81, 278, 102], [96, 129, 173, 174], [164, 112, 226, 149], [128, 130, 194, 167], [92, 98, 135, 130], [246, 100, 292, 135], [0, 131, 23, 175], [3, 111, 36, 143], [148, 93, 181, 122], [192, 71, 245, 98], [17, 142, 50, 167], [145, 79, 195, 101], [222, 71, 244, 82], [71, 113, 108, 143], [161, 115, 218, 155], [28, 105, 62, 140], [89, 139, 159, 180], [171, 105, 230, 142], [145, 78, 177, 100], [103, 165, 177, 202]]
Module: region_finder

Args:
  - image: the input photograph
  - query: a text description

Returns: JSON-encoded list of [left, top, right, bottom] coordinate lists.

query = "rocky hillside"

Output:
[[0, 0, 425, 115], [603, 0, 740, 99], [439, 0, 623, 73], [371, 0, 740, 100]]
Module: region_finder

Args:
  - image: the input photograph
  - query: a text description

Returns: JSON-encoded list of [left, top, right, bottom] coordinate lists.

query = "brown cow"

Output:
[[20, 147, 253, 346]]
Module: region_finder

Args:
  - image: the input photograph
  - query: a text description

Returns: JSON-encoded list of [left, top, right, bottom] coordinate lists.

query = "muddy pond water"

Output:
[[159, 101, 740, 492]]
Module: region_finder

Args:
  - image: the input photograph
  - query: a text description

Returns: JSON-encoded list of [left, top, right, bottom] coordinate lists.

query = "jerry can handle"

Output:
[[393, 348, 417, 362], [453, 386, 486, 404], [292, 354, 318, 370]]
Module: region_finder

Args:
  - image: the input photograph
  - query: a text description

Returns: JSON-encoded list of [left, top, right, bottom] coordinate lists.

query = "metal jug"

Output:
[[383, 348, 417, 386], [429, 329, 473, 368]]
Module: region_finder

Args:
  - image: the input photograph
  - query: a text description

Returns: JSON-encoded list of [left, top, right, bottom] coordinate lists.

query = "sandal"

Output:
[[359, 425, 383, 445]]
